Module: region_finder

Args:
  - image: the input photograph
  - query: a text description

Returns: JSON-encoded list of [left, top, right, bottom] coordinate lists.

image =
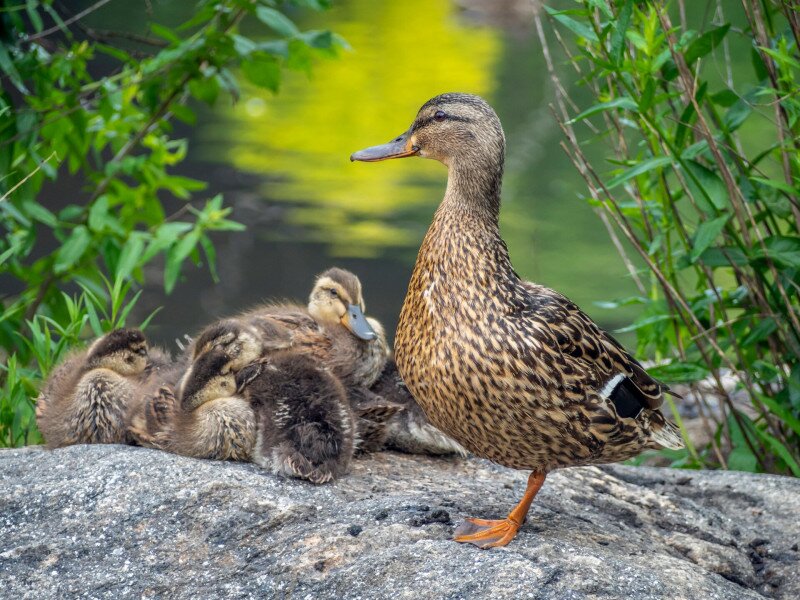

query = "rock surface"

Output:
[[1, 445, 798, 599]]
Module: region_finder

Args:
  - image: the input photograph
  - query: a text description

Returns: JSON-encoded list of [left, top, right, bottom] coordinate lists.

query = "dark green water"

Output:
[[67, 0, 643, 348]]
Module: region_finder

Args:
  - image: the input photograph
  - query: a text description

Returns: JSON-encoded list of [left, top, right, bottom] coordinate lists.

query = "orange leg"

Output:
[[453, 471, 546, 549]]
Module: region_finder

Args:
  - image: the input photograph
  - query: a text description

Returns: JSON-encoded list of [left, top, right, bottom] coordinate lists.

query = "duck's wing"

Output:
[[518, 282, 665, 417]]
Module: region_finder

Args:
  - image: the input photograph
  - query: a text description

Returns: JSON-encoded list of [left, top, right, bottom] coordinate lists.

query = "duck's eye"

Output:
[[220, 380, 229, 388], [434, 110, 447, 122], [329, 288, 338, 298]]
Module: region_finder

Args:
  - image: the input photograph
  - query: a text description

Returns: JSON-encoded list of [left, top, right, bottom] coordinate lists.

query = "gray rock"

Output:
[[1, 445, 798, 599]]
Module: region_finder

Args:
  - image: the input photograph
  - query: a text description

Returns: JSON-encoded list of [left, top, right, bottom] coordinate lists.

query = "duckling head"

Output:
[[179, 347, 237, 410], [308, 268, 377, 341], [350, 93, 504, 169], [192, 319, 262, 370], [86, 328, 148, 376]]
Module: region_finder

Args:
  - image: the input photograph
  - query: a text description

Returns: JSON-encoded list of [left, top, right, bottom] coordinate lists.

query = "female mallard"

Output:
[[351, 93, 682, 549]]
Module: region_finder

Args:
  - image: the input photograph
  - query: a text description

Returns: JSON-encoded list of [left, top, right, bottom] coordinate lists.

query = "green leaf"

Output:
[[607, 156, 672, 190], [164, 230, 200, 294], [242, 53, 281, 92], [188, 77, 220, 106], [567, 97, 638, 125], [682, 160, 728, 214], [727, 445, 758, 472], [0, 44, 28, 94], [647, 361, 710, 383], [754, 236, 800, 268], [684, 24, 730, 64], [697, 246, 748, 268], [750, 176, 797, 197], [614, 313, 672, 333], [690, 215, 729, 262], [723, 95, 753, 133], [23, 201, 59, 228], [54, 226, 91, 273], [756, 393, 800, 435], [116, 233, 146, 280], [750, 423, 800, 477], [255, 7, 299, 37], [545, 7, 599, 42], [610, 0, 633, 65]]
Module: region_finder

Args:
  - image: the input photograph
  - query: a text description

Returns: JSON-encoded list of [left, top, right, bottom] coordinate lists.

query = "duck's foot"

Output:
[[454, 516, 522, 548], [453, 470, 547, 550]]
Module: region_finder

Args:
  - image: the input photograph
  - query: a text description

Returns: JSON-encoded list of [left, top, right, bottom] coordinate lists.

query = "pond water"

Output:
[[77, 0, 642, 348]]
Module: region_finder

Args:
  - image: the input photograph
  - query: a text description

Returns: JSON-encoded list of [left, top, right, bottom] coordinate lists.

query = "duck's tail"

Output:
[[648, 411, 684, 450]]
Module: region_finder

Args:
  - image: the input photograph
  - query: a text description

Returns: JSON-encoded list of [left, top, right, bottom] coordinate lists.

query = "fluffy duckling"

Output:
[[241, 267, 390, 389], [352, 93, 683, 548], [164, 346, 256, 461], [237, 354, 355, 484], [347, 385, 405, 454], [125, 351, 187, 449], [36, 328, 149, 448]]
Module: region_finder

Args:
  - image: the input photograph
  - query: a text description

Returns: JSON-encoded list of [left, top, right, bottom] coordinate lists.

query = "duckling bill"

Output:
[[352, 93, 683, 549]]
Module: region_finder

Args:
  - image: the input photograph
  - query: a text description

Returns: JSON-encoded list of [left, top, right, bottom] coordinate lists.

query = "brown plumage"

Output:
[[238, 267, 390, 389], [36, 329, 150, 448], [366, 359, 466, 456], [237, 354, 355, 484], [160, 346, 257, 461], [125, 350, 187, 449], [352, 92, 682, 548]]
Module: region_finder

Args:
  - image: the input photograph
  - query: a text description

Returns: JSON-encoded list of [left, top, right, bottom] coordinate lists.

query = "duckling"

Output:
[[237, 354, 355, 484], [164, 346, 256, 461], [352, 93, 683, 548], [347, 384, 405, 454], [125, 350, 188, 449], [241, 267, 390, 389], [36, 328, 149, 448], [368, 360, 467, 457]]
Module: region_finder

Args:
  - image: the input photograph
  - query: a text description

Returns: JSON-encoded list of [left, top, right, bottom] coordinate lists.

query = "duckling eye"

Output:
[[329, 288, 338, 298], [434, 110, 447, 122]]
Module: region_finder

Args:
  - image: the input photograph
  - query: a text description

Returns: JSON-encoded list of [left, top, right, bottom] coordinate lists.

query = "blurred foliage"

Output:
[[540, 0, 800, 475], [0, 0, 343, 446], [217, 0, 500, 256]]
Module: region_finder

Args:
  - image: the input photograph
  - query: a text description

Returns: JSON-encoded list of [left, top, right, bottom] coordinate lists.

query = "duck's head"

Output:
[[350, 93, 504, 169], [86, 328, 148, 375], [179, 347, 237, 409], [308, 268, 378, 341]]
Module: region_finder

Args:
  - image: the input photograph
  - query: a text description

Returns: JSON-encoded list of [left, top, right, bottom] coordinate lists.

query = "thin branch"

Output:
[[25, 0, 114, 42]]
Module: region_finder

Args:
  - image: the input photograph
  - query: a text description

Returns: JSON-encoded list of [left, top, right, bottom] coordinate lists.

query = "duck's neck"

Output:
[[439, 155, 504, 227]]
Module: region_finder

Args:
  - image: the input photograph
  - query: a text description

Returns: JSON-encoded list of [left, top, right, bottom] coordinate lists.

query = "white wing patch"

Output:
[[598, 373, 625, 399]]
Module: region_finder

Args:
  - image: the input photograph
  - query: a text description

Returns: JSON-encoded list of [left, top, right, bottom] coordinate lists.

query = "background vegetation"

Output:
[[539, 0, 800, 475], [3, 0, 799, 479], [0, 0, 343, 446]]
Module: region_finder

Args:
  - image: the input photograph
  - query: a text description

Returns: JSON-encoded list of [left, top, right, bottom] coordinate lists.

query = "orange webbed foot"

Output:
[[454, 516, 522, 549], [453, 471, 546, 550]]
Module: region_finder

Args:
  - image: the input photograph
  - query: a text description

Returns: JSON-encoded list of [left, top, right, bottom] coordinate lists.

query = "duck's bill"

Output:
[[342, 305, 378, 341], [350, 134, 418, 162]]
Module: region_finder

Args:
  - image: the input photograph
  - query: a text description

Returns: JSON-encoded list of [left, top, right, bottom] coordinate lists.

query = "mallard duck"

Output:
[[240, 267, 390, 389], [368, 360, 466, 457], [236, 354, 355, 484], [351, 93, 683, 549], [36, 328, 150, 448]]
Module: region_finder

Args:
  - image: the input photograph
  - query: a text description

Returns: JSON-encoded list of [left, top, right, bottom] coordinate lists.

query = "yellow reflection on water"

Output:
[[220, 0, 501, 256]]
